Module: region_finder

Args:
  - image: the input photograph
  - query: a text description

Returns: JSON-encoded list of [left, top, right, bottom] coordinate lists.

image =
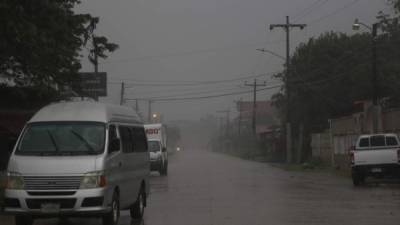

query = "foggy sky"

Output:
[[77, 0, 392, 122]]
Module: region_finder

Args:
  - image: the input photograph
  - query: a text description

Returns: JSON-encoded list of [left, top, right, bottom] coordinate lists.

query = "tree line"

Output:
[[0, 0, 118, 107], [271, 0, 400, 159]]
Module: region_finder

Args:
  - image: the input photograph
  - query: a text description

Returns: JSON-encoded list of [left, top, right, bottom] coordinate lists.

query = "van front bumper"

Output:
[[3, 188, 112, 217]]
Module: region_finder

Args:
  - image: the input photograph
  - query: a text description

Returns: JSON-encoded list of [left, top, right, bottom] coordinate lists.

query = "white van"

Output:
[[4, 101, 150, 225], [144, 124, 168, 175]]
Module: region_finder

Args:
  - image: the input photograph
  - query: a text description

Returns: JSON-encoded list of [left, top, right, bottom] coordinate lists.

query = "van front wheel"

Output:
[[130, 189, 145, 220], [103, 192, 120, 225], [15, 216, 33, 225]]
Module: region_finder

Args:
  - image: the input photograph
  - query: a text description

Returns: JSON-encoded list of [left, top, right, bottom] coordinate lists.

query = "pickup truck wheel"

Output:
[[103, 192, 120, 225], [130, 189, 145, 220], [15, 216, 33, 225]]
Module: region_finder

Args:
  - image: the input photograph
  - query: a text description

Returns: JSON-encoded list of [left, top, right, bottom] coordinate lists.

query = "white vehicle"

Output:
[[4, 101, 150, 225], [144, 124, 168, 175], [351, 133, 400, 186]]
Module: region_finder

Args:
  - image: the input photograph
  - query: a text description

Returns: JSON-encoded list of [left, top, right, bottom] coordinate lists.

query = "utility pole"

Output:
[[92, 19, 99, 101], [270, 16, 306, 163], [119, 82, 125, 105], [217, 110, 231, 137], [245, 79, 266, 135], [371, 23, 379, 133], [147, 100, 153, 123], [219, 117, 224, 138], [238, 98, 243, 135]]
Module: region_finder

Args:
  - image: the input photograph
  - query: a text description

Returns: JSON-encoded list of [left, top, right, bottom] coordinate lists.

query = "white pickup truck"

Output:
[[351, 133, 400, 186]]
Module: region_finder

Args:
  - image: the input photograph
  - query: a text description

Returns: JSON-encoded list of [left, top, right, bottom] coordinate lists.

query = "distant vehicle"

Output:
[[144, 124, 168, 176], [351, 133, 400, 186], [4, 101, 150, 225]]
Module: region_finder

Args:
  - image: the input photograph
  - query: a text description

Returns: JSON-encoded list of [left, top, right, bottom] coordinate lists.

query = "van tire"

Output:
[[130, 189, 145, 220], [103, 192, 120, 225], [15, 216, 33, 225]]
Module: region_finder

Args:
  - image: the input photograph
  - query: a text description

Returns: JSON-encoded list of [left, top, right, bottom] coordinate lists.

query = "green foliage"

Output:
[[0, 84, 61, 109], [272, 2, 400, 134], [273, 32, 373, 131], [0, 0, 118, 87]]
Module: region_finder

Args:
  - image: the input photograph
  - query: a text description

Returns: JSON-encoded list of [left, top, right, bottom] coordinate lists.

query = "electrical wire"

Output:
[[292, 0, 330, 22], [307, 0, 362, 25], [108, 72, 278, 87], [126, 84, 282, 102]]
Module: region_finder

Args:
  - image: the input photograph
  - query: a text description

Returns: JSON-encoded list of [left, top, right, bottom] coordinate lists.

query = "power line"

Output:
[[97, 40, 285, 65], [292, 0, 329, 22], [131, 86, 256, 100], [125, 84, 282, 102], [295, 0, 329, 22], [307, 0, 362, 24], [108, 72, 278, 87]]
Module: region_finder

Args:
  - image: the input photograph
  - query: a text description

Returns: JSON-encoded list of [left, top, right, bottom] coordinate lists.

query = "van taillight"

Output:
[[350, 152, 355, 165]]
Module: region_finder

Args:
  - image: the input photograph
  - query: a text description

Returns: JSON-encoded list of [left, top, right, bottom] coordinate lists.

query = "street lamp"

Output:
[[256, 48, 286, 61], [352, 18, 380, 133], [352, 19, 372, 31]]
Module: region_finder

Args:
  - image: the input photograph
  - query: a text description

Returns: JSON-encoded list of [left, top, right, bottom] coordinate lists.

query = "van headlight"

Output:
[[6, 172, 24, 190], [80, 171, 107, 189]]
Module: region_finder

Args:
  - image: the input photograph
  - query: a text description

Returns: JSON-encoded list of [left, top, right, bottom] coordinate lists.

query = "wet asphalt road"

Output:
[[2, 149, 400, 225]]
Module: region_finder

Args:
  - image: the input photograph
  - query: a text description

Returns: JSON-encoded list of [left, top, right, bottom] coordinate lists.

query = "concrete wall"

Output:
[[311, 132, 332, 164]]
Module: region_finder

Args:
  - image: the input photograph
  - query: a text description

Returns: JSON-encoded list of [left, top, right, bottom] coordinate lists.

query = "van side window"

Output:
[[108, 125, 119, 153], [132, 127, 148, 152], [119, 126, 134, 153], [109, 125, 117, 140]]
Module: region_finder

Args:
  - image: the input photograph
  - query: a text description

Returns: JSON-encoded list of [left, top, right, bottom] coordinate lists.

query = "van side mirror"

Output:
[[109, 138, 120, 153], [162, 147, 167, 153]]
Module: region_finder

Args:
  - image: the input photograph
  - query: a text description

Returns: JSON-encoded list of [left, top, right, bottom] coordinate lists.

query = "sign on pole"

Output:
[[72, 72, 107, 97]]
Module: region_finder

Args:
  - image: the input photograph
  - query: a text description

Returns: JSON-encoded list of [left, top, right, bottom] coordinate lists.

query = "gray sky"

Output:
[[77, 0, 392, 122]]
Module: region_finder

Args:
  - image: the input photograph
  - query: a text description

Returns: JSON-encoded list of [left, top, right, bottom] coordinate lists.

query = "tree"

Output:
[[0, 0, 118, 87], [272, 32, 373, 132]]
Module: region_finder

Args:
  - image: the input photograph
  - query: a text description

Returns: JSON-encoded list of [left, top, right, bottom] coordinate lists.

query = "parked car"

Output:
[[144, 124, 168, 176], [351, 133, 400, 186], [4, 101, 150, 225]]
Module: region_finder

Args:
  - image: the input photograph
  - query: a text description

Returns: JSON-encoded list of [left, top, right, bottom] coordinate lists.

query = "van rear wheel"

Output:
[[130, 189, 145, 220], [15, 216, 33, 225], [103, 192, 120, 225], [160, 161, 168, 176]]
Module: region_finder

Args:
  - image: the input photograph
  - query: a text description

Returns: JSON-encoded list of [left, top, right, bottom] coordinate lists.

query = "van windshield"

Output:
[[148, 141, 161, 152], [16, 122, 105, 155]]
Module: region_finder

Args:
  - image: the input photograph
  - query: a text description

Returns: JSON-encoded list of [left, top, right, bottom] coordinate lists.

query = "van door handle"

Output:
[[118, 162, 122, 167]]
